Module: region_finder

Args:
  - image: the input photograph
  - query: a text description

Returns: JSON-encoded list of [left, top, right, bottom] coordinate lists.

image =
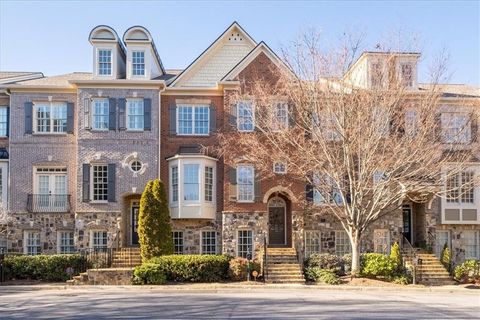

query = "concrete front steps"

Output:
[[112, 247, 142, 268], [408, 253, 455, 286], [67, 268, 134, 285], [265, 247, 305, 284]]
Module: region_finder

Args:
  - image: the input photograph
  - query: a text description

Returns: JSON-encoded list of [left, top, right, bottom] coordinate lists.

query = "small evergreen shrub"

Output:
[[142, 254, 231, 282], [228, 257, 261, 281], [3, 254, 87, 282], [361, 253, 398, 279], [305, 253, 342, 275], [304, 267, 341, 285], [391, 275, 412, 285], [440, 244, 451, 273], [389, 242, 403, 272], [453, 259, 480, 284], [132, 263, 167, 285]]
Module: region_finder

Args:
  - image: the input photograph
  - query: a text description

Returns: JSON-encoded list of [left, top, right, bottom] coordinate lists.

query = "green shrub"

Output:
[[389, 242, 402, 272], [228, 257, 261, 281], [132, 263, 167, 285], [304, 267, 341, 285], [138, 179, 174, 261], [144, 254, 231, 282], [440, 244, 451, 273], [361, 253, 398, 279], [392, 275, 412, 285], [305, 253, 342, 275], [453, 259, 480, 283], [3, 254, 87, 282]]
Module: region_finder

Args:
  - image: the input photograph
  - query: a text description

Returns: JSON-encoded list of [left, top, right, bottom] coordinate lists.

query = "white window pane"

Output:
[[93, 99, 109, 130], [237, 101, 254, 131], [183, 164, 199, 201], [0, 107, 7, 136], [237, 230, 253, 258], [237, 165, 254, 201]]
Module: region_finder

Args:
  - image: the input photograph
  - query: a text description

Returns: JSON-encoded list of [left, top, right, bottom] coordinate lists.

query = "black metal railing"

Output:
[[27, 194, 71, 213], [79, 247, 115, 270], [263, 234, 268, 282], [401, 235, 420, 284]]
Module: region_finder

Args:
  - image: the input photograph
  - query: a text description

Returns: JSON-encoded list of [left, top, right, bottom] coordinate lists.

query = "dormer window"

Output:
[[132, 51, 145, 76], [98, 49, 112, 75], [400, 63, 413, 87]]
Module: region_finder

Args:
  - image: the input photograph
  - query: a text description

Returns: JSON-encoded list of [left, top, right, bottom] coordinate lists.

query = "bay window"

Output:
[[184, 164, 200, 201], [443, 168, 479, 224]]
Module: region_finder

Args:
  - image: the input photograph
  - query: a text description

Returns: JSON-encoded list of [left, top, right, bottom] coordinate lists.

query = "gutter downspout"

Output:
[[158, 84, 166, 179]]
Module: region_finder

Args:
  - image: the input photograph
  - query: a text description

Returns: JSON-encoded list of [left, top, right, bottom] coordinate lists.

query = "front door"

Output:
[[268, 197, 286, 246], [402, 205, 413, 244], [131, 201, 140, 246]]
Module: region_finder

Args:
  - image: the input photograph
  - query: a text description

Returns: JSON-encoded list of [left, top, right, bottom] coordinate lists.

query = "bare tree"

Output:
[[216, 30, 479, 276], [0, 205, 9, 252]]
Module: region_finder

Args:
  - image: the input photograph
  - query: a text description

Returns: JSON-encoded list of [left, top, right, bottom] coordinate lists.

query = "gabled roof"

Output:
[[170, 21, 257, 87], [221, 41, 295, 81], [0, 71, 44, 84]]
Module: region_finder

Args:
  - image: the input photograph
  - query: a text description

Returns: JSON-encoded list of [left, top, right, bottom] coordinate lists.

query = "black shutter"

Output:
[[118, 98, 126, 130], [107, 163, 116, 202], [305, 174, 314, 203], [229, 103, 237, 127], [229, 167, 237, 184], [471, 113, 477, 143], [84, 98, 91, 129], [24, 102, 33, 134], [5, 107, 9, 137], [109, 98, 117, 131], [209, 104, 216, 134], [144, 98, 151, 131], [228, 166, 237, 202], [169, 103, 177, 135], [82, 164, 90, 202], [66, 102, 74, 134], [254, 170, 261, 202]]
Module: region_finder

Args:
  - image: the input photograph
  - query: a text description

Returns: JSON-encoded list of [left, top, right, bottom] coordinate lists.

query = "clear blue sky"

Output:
[[1, 0, 479, 85]]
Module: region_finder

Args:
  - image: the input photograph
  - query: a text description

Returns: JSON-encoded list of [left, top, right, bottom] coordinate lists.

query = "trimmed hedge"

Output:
[[228, 257, 261, 281], [361, 253, 398, 279], [305, 253, 343, 275], [134, 254, 231, 284], [3, 254, 87, 282], [304, 267, 341, 284]]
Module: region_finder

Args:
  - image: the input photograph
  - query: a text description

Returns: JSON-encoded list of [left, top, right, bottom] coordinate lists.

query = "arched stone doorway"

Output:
[[268, 195, 292, 247]]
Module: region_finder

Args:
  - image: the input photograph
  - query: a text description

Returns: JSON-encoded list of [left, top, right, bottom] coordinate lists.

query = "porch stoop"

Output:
[[266, 247, 305, 284], [111, 247, 142, 268], [406, 252, 456, 286]]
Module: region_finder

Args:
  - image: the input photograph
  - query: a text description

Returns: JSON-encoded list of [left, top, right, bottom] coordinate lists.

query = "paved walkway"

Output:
[[0, 286, 478, 319]]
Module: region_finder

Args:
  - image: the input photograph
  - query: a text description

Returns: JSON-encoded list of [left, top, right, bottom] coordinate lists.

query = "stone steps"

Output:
[[265, 247, 304, 284], [111, 247, 142, 268], [405, 252, 454, 286]]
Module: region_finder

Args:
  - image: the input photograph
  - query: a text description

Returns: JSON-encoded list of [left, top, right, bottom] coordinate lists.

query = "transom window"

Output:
[[98, 50, 112, 75], [335, 230, 351, 256], [172, 231, 184, 254], [184, 164, 200, 201], [273, 161, 287, 174], [25, 231, 41, 255], [205, 166, 214, 202], [58, 231, 75, 254], [92, 165, 108, 202], [441, 112, 471, 144], [127, 99, 144, 131], [237, 230, 253, 258], [92, 98, 109, 130], [92, 231, 107, 250], [400, 63, 413, 87], [305, 230, 321, 258], [237, 101, 254, 132], [0, 106, 7, 136], [446, 171, 475, 204], [132, 51, 145, 76], [177, 105, 210, 135], [201, 231, 217, 254], [171, 166, 179, 202], [237, 165, 254, 202], [34, 102, 67, 133], [272, 102, 288, 131]]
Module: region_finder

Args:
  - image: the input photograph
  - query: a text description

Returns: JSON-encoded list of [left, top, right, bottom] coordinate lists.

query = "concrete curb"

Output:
[[1, 283, 479, 294]]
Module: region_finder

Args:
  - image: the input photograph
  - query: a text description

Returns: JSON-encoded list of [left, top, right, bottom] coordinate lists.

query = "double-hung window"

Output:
[[127, 99, 144, 131], [92, 98, 109, 130], [305, 230, 321, 258], [237, 101, 254, 132], [98, 49, 112, 75], [237, 165, 254, 202], [0, 106, 7, 136], [205, 166, 214, 202], [313, 173, 343, 205], [58, 231, 75, 254], [34, 102, 67, 133], [335, 230, 351, 256], [184, 164, 199, 201], [132, 51, 145, 76], [237, 230, 253, 258], [92, 165, 108, 202], [201, 231, 217, 254], [92, 231, 107, 251], [441, 112, 471, 144], [273, 162, 287, 174], [172, 231, 184, 254], [272, 102, 288, 131], [446, 171, 474, 204], [177, 104, 209, 135], [25, 231, 41, 255], [464, 231, 480, 259], [171, 166, 179, 203]]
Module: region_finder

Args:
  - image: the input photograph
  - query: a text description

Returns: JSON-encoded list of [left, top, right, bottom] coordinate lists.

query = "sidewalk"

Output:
[[1, 282, 479, 294]]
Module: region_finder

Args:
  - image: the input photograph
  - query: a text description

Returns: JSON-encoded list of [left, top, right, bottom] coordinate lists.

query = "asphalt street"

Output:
[[0, 287, 479, 319]]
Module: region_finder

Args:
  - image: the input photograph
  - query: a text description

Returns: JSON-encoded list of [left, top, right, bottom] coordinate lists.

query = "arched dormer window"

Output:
[[88, 25, 126, 79]]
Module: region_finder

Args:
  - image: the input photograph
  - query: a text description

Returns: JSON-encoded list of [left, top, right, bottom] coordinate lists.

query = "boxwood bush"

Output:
[[453, 259, 480, 283], [305, 253, 343, 275], [3, 254, 87, 282], [361, 253, 398, 279], [134, 254, 231, 284], [304, 267, 341, 285]]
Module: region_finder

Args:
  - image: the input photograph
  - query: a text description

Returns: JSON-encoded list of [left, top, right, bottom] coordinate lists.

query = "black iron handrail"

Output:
[[263, 234, 268, 282], [79, 247, 115, 270], [27, 194, 71, 213], [401, 235, 419, 284]]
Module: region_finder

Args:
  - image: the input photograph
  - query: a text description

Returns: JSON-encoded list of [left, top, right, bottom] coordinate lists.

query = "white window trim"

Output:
[[335, 230, 351, 256], [172, 230, 184, 254], [57, 231, 75, 254], [0, 106, 7, 137], [304, 230, 321, 258], [236, 229, 254, 258], [23, 230, 41, 255], [441, 112, 472, 144], [200, 230, 217, 255], [176, 104, 210, 136], [131, 50, 146, 78], [399, 62, 415, 88], [237, 100, 255, 132], [126, 98, 145, 132], [91, 98, 109, 131], [463, 230, 480, 260], [273, 161, 287, 175], [32, 101, 68, 135], [90, 164, 109, 203], [272, 100, 289, 132], [236, 164, 255, 203], [96, 48, 113, 77], [90, 230, 108, 249]]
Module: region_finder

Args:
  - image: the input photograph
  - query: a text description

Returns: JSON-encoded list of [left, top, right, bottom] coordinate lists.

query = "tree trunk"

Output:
[[349, 229, 362, 277]]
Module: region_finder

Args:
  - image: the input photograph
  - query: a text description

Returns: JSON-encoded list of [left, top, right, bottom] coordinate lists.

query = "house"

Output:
[[0, 23, 478, 275]]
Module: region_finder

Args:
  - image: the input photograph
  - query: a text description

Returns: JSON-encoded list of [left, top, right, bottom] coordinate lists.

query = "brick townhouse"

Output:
[[0, 22, 478, 269]]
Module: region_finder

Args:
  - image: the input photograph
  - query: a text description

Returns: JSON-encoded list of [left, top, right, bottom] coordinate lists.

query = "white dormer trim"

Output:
[[89, 25, 126, 80]]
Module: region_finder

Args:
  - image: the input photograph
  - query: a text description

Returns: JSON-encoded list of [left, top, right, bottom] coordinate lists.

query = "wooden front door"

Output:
[[268, 197, 286, 245], [131, 201, 140, 246]]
